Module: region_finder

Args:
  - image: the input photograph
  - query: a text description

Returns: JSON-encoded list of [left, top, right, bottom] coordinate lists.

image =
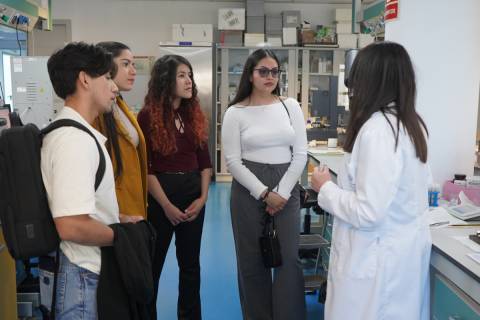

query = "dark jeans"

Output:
[[148, 172, 205, 320]]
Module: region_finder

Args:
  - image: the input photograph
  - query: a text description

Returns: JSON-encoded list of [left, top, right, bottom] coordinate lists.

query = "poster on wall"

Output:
[[133, 56, 155, 76], [385, 0, 399, 22]]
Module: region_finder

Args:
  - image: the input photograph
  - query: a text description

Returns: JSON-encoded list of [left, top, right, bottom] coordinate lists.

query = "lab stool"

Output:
[[300, 234, 329, 288]]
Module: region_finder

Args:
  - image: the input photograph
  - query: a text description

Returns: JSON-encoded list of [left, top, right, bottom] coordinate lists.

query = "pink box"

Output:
[[442, 181, 480, 205]]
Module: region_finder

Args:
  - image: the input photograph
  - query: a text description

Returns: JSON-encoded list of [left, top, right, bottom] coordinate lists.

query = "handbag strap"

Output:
[[279, 98, 291, 125], [262, 213, 277, 236], [279, 97, 294, 159]]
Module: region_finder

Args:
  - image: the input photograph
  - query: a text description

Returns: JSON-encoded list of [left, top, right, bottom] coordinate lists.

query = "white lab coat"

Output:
[[317, 112, 431, 320]]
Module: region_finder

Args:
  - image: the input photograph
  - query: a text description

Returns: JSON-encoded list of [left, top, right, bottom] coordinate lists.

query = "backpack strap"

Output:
[[41, 119, 106, 191]]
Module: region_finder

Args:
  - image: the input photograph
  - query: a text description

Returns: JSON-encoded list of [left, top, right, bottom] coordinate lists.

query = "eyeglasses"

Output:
[[254, 67, 281, 78]]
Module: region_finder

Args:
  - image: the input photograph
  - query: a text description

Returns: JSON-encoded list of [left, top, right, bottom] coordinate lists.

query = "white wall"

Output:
[[385, 0, 480, 183], [51, 0, 350, 56]]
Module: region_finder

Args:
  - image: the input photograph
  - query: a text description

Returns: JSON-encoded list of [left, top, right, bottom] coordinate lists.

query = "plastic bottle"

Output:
[[428, 184, 440, 207]]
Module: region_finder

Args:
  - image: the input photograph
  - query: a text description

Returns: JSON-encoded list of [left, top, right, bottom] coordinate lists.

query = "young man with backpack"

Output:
[[41, 42, 122, 319]]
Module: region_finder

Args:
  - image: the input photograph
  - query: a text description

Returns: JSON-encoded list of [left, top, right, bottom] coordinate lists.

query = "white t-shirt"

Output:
[[41, 106, 119, 274], [221, 97, 307, 200]]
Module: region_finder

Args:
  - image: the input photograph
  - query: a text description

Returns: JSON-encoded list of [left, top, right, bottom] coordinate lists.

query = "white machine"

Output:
[[11, 56, 63, 129]]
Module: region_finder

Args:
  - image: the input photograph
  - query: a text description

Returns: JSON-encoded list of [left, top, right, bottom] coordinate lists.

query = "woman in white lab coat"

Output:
[[311, 42, 431, 320]]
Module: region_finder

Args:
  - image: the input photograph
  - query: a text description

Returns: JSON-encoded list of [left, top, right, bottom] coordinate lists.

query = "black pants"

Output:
[[148, 172, 205, 320]]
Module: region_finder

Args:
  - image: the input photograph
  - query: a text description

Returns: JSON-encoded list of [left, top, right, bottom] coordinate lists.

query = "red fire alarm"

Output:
[[385, 0, 399, 22]]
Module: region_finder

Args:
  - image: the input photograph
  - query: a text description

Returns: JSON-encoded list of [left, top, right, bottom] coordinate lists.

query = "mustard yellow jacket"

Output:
[[94, 97, 148, 218]]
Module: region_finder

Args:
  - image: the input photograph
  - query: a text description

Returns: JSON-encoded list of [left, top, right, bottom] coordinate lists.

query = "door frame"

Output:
[[27, 19, 72, 56]]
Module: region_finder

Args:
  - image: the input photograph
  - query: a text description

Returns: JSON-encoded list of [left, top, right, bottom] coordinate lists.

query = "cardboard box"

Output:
[[172, 24, 213, 42], [301, 29, 317, 44], [282, 27, 298, 46], [337, 33, 357, 49], [335, 8, 352, 21], [266, 15, 283, 32], [244, 33, 265, 46], [358, 33, 374, 48], [266, 31, 283, 38], [336, 22, 351, 34], [246, 0, 265, 17], [266, 37, 282, 46], [218, 8, 245, 30], [302, 22, 312, 30], [219, 30, 244, 45], [282, 10, 301, 28], [247, 16, 265, 33]]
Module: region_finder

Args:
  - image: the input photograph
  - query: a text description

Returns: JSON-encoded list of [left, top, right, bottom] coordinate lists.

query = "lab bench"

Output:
[[431, 227, 480, 319], [307, 148, 480, 319]]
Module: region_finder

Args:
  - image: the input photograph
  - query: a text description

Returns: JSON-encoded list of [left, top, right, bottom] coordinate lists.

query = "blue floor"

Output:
[[156, 182, 324, 320]]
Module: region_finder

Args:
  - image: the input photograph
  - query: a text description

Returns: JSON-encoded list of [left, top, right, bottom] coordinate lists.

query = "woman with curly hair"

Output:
[[137, 55, 212, 320]]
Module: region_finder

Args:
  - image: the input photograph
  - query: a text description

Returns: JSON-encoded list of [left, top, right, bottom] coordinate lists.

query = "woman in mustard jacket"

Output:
[[95, 41, 147, 220]]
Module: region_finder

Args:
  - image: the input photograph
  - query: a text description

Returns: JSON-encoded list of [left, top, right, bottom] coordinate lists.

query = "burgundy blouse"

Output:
[[137, 109, 212, 174]]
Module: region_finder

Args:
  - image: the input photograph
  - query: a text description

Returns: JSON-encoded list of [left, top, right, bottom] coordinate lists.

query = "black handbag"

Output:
[[259, 213, 283, 268]]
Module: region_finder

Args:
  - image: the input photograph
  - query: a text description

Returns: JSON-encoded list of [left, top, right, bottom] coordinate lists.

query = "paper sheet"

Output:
[[452, 236, 480, 252], [13, 63, 22, 73], [428, 207, 466, 228], [459, 191, 475, 205], [308, 148, 344, 156]]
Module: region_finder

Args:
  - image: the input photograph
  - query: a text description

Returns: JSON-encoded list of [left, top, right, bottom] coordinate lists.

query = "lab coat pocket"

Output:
[[331, 226, 379, 279]]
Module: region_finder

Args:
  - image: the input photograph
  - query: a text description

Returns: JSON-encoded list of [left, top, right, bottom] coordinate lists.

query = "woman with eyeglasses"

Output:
[[221, 49, 307, 320]]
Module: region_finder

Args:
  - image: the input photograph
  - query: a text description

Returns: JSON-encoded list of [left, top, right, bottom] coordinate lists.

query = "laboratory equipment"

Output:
[[11, 56, 62, 129]]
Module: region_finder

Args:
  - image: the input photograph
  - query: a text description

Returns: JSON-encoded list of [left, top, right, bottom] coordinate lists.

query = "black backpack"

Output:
[[0, 119, 106, 260]]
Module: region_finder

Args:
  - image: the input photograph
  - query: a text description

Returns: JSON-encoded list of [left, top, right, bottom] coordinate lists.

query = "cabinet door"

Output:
[[216, 48, 250, 176], [432, 273, 480, 320], [301, 49, 335, 118], [301, 49, 337, 131], [270, 49, 291, 98], [226, 48, 250, 104]]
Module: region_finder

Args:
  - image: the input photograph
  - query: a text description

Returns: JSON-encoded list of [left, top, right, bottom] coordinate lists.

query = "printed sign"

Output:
[[385, 0, 399, 22]]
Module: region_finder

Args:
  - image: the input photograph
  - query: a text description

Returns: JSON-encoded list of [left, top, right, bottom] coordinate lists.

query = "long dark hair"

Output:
[[228, 49, 281, 107], [343, 41, 428, 163], [96, 41, 131, 179], [142, 55, 208, 156]]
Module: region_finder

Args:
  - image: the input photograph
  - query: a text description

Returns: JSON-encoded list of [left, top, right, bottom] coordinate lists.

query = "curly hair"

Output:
[[143, 55, 208, 156]]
